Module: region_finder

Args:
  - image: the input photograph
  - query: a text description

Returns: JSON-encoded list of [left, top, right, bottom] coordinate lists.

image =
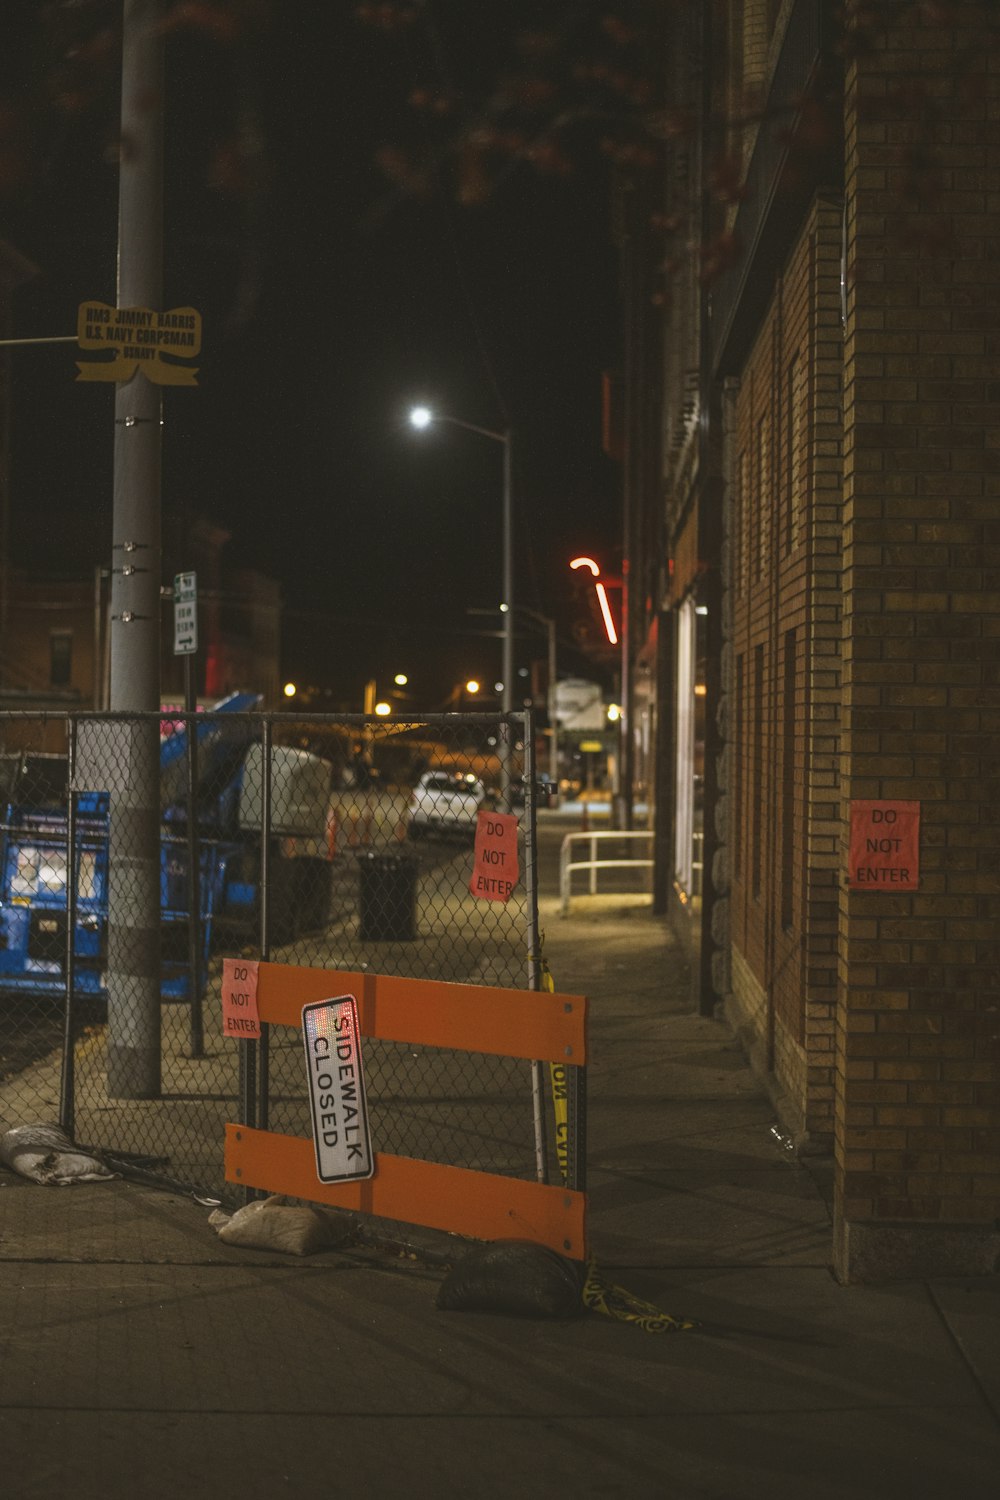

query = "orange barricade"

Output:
[[224, 962, 588, 1259]]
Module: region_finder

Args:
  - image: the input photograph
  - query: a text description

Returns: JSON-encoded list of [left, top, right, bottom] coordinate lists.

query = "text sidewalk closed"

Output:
[[302, 996, 375, 1184]]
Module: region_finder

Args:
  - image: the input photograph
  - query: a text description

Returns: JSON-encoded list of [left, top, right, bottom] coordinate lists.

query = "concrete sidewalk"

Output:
[[1, 813, 998, 1498]]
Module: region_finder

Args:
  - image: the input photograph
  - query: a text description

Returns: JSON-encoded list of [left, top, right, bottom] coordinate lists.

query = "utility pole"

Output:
[[516, 605, 558, 790], [105, 0, 165, 1098]]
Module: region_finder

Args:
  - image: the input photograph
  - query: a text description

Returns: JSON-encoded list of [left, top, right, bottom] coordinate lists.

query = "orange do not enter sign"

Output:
[[469, 810, 519, 902], [848, 800, 920, 891]]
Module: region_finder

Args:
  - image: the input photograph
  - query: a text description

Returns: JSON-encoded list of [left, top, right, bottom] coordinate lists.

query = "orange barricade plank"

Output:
[[225, 1125, 587, 1261], [255, 962, 587, 1066]]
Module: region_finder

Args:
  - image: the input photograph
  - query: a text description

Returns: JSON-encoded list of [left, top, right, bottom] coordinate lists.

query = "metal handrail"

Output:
[[559, 829, 654, 915]]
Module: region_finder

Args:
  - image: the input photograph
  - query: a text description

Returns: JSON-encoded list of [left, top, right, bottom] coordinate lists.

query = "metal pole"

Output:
[[59, 719, 78, 1138], [238, 713, 266, 1203], [618, 183, 638, 832], [566, 1063, 587, 1195], [422, 413, 515, 805], [547, 616, 558, 790], [522, 708, 549, 1183], [0, 335, 77, 346], [500, 429, 514, 811], [257, 714, 272, 1134], [106, 0, 164, 1099], [92, 568, 103, 710], [185, 668, 203, 1057]]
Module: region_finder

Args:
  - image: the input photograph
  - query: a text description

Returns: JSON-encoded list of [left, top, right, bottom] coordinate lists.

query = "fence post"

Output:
[[567, 1061, 587, 1195], [522, 707, 549, 1184], [185, 699, 204, 1058], [59, 716, 78, 1139], [257, 713, 272, 1135], [238, 714, 263, 1176]]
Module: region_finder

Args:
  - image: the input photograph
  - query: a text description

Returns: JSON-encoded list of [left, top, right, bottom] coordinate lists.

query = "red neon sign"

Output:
[[570, 557, 619, 645]]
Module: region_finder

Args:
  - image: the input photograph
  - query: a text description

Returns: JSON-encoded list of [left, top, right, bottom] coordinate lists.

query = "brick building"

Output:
[[631, 0, 1000, 1277]]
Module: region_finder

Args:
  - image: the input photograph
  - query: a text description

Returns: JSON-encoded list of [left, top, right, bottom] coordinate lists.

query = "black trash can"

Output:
[[358, 851, 418, 941]]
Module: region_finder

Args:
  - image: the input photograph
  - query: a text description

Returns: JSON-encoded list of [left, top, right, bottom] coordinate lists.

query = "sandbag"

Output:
[[436, 1239, 585, 1319], [0, 1123, 117, 1185], [209, 1194, 353, 1256]]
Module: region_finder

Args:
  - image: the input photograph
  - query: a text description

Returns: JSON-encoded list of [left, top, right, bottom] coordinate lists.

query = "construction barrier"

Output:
[[224, 961, 588, 1259]]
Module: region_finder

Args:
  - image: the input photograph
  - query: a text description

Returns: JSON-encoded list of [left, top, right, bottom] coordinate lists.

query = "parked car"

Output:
[[407, 772, 486, 840]]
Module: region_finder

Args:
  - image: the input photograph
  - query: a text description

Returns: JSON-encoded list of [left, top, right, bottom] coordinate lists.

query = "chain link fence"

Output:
[[0, 709, 572, 1225]]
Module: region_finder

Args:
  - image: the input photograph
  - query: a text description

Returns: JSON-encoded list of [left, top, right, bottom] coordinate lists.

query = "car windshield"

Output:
[[424, 776, 467, 793]]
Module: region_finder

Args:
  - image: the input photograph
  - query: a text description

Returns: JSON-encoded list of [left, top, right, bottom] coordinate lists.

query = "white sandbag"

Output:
[[209, 1194, 352, 1256], [0, 1123, 117, 1185]]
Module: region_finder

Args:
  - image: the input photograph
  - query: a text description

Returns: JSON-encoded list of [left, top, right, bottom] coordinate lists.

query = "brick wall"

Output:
[[727, 197, 844, 1143], [835, 5, 1000, 1279]]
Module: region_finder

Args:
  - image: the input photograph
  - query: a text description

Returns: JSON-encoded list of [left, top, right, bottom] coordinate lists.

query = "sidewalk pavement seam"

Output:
[[926, 1282, 1000, 1426]]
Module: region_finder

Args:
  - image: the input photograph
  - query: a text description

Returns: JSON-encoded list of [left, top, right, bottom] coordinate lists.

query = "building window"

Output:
[[49, 631, 72, 688], [734, 652, 744, 870], [736, 448, 748, 596], [781, 629, 796, 930], [752, 643, 764, 900], [757, 413, 770, 579], [786, 352, 804, 555]]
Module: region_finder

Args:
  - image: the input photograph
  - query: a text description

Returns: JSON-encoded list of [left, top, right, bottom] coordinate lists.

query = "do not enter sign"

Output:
[[849, 800, 920, 890], [469, 810, 519, 902]]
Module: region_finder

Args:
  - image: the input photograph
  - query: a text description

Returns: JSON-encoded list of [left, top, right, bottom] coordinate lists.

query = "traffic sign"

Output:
[[302, 996, 374, 1184], [173, 571, 198, 656]]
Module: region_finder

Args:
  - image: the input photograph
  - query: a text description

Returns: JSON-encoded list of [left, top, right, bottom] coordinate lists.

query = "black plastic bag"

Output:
[[436, 1239, 585, 1319]]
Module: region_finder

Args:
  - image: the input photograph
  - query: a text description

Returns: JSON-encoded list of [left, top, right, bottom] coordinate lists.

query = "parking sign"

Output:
[[173, 571, 198, 655]]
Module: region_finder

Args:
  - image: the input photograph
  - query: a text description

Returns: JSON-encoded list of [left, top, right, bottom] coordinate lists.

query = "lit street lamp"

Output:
[[408, 405, 514, 806], [363, 677, 394, 717]]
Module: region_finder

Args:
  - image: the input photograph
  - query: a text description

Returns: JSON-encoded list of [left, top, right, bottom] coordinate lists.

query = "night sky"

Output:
[[2, 2, 628, 707]]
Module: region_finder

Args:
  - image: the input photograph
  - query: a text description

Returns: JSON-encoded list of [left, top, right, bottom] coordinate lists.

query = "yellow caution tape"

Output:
[[549, 1059, 569, 1185], [537, 947, 572, 1187], [537, 939, 695, 1333], [583, 1260, 697, 1333]]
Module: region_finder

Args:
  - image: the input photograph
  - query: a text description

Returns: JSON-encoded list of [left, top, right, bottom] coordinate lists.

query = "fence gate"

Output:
[[0, 708, 579, 1235]]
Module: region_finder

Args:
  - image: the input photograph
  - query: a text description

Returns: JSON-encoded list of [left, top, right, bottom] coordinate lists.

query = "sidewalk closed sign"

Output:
[[302, 997, 375, 1183]]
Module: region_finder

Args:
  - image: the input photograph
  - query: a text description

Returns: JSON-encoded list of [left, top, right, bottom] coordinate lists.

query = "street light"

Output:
[[408, 404, 514, 805]]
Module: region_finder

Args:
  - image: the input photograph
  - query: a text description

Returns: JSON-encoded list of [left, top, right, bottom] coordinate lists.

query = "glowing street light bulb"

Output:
[[374, 700, 392, 717], [393, 672, 408, 686], [607, 703, 622, 723], [465, 679, 480, 695], [283, 682, 296, 699], [409, 406, 432, 430]]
